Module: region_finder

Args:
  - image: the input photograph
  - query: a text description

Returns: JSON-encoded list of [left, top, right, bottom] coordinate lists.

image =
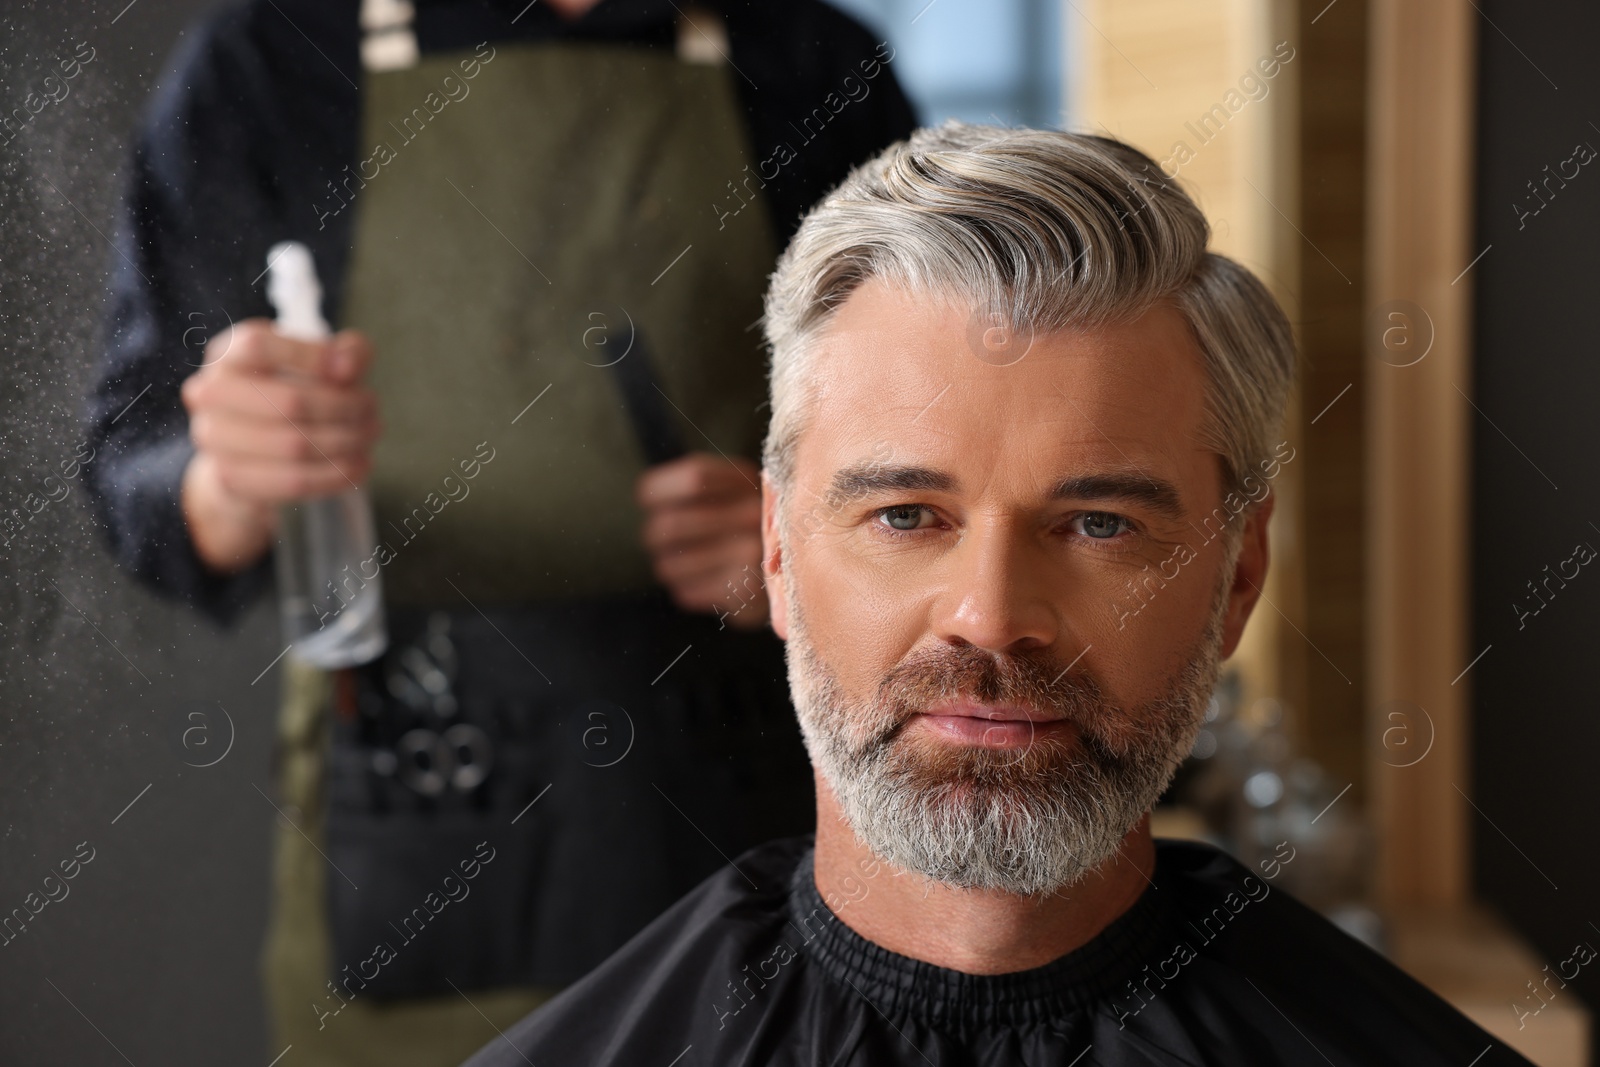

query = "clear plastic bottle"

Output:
[[265, 242, 388, 669]]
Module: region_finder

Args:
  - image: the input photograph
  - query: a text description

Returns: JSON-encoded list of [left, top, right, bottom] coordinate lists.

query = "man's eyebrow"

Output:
[[826, 464, 955, 506], [825, 464, 1184, 521], [1051, 472, 1186, 522]]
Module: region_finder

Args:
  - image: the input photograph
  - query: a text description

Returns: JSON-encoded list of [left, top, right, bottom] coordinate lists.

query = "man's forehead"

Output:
[[799, 279, 1215, 499], [809, 280, 1203, 399]]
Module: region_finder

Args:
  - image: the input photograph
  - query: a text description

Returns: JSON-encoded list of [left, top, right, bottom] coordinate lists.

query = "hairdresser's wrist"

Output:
[[181, 452, 277, 574]]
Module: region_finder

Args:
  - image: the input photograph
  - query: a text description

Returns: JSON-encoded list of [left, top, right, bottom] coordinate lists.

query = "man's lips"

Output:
[[922, 700, 1064, 723], [911, 701, 1074, 749]]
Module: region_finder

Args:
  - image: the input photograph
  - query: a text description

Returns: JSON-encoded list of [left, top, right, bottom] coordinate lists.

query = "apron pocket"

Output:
[[324, 802, 544, 1000], [320, 594, 811, 997]]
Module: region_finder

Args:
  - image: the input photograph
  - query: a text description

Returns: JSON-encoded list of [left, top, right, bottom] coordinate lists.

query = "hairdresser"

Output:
[[82, 0, 913, 1063]]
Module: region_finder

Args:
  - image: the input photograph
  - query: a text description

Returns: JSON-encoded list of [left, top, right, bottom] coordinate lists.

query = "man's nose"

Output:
[[931, 521, 1060, 655]]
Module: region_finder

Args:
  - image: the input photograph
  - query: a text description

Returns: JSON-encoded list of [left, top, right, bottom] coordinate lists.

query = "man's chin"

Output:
[[838, 784, 1112, 896]]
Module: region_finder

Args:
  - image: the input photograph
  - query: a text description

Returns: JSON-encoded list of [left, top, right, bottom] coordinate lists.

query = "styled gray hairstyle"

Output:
[[762, 122, 1296, 506]]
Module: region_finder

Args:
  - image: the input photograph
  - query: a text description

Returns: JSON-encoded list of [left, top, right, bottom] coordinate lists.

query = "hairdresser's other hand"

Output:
[[638, 452, 768, 629], [180, 319, 382, 573]]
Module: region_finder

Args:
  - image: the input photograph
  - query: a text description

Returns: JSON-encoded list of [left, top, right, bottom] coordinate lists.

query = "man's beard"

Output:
[[784, 540, 1236, 898]]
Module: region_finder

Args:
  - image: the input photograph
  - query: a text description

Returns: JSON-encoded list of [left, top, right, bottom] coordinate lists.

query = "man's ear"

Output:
[[1219, 490, 1273, 660], [761, 472, 790, 641]]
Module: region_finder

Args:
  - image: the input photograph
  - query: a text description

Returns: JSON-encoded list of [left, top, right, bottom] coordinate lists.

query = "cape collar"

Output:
[[785, 844, 1178, 1030]]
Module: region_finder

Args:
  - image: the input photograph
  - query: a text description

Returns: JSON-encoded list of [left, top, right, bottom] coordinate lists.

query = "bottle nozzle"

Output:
[[265, 241, 331, 341]]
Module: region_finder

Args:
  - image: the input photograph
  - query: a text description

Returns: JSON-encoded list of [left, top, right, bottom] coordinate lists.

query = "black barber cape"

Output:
[[464, 836, 1534, 1066]]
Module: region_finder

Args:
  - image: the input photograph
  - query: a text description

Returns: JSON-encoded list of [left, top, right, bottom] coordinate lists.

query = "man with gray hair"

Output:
[[464, 124, 1530, 1066]]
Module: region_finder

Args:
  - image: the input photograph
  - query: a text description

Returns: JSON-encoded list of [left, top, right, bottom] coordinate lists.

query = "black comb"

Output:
[[607, 329, 688, 467]]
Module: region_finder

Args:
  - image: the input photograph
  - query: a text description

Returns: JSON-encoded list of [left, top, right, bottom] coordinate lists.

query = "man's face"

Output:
[[762, 279, 1272, 895]]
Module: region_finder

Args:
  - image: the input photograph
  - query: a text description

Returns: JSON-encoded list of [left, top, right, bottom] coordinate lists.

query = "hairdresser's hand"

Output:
[[180, 319, 382, 574], [638, 453, 768, 629]]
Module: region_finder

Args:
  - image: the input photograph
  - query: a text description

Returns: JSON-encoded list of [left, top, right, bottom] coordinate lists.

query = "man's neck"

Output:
[[811, 781, 1157, 975]]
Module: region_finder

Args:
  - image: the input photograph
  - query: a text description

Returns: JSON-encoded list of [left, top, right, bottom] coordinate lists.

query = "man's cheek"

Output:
[[1094, 589, 1191, 679], [794, 561, 881, 674]]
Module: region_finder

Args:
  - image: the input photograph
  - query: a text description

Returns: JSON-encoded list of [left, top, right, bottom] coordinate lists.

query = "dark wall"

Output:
[[1471, 0, 1600, 1048], [0, 2, 283, 1064]]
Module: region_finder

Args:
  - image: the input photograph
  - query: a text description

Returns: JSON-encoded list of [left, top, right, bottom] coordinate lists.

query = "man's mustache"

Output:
[[872, 643, 1108, 740]]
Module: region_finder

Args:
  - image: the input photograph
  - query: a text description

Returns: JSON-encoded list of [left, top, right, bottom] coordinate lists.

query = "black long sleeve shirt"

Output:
[[83, 0, 916, 626]]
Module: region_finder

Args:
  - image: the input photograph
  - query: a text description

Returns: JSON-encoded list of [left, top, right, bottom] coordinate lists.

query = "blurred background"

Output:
[[1, 0, 1595, 1063]]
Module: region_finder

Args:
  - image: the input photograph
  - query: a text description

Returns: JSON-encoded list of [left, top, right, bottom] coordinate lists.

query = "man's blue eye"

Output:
[[1080, 512, 1129, 539], [882, 505, 927, 531]]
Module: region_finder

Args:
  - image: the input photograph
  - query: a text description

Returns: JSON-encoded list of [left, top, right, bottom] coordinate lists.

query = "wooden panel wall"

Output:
[[1364, 0, 1477, 907], [1295, 0, 1368, 798]]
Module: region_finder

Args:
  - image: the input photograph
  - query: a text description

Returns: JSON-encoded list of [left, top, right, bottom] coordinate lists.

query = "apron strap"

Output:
[[361, 0, 419, 72], [675, 5, 729, 65]]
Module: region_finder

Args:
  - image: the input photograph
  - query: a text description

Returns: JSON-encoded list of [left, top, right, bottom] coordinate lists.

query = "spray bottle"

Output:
[[265, 241, 388, 668]]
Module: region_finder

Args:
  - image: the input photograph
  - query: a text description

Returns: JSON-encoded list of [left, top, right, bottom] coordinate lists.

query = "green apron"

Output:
[[263, 35, 779, 1067]]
